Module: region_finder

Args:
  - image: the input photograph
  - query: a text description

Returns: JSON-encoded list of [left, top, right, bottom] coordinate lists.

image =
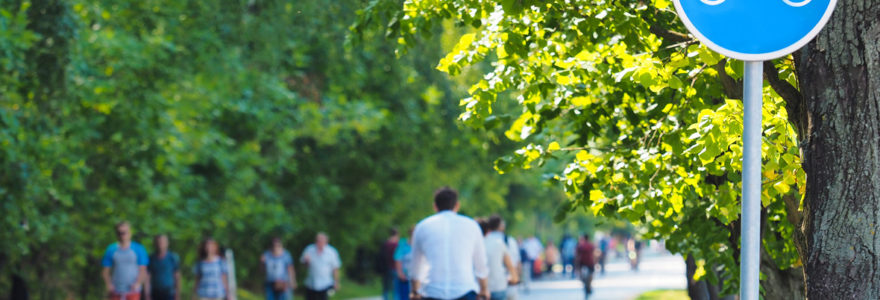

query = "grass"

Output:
[[333, 277, 382, 299], [633, 289, 689, 300], [235, 277, 381, 300]]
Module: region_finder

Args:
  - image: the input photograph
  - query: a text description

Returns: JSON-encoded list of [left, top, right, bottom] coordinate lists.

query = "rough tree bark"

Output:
[[686, 255, 712, 300], [686, 255, 738, 300], [797, 0, 880, 298]]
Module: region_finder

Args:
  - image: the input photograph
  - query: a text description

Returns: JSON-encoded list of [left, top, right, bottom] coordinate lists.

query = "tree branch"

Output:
[[649, 25, 691, 44], [713, 60, 742, 100], [763, 61, 808, 139], [644, 8, 691, 45]]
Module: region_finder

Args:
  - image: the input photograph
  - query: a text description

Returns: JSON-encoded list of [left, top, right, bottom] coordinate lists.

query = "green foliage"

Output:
[[0, 0, 568, 297], [367, 0, 806, 295]]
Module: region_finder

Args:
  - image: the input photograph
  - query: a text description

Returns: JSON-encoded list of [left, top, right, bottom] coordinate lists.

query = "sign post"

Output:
[[672, 0, 837, 299]]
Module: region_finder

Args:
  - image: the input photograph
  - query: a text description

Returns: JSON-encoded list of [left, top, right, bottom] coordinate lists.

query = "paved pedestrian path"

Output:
[[517, 252, 687, 300], [348, 251, 687, 300]]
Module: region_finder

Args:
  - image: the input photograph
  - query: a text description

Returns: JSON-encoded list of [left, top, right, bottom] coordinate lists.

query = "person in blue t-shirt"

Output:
[[393, 227, 414, 300], [262, 237, 297, 300], [146, 234, 181, 300], [102, 221, 149, 300], [193, 238, 230, 300]]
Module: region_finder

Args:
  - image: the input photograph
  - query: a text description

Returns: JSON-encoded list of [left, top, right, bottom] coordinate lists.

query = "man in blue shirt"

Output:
[[102, 221, 149, 300], [146, 234, 180, 300]]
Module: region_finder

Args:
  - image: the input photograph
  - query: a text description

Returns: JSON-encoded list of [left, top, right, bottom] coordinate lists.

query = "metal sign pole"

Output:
[[672, 1, 837, 299], [740, 60, 763, 300]]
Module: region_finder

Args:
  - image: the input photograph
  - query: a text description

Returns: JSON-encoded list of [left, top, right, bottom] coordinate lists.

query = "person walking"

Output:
[[631, 240, 643, 271], [517, 238, 530, 294], [559, 235, 577, 279], [409, 187, 489, 300], [484, 216, 519, 300], [498, 222, 520, 300], [300, 233, 341, 300], [192, 238, 231, 300], [102, 221, 150, 300], [597, 235, 610, 275], [393, 227, 415, 300], [521, 237, 543, 279], [543, 241, 559, 276], [574, 234, 597, 298], [380, 228, 400, 300], [146, 234, 181, 300], [261, 237, 296, 300]]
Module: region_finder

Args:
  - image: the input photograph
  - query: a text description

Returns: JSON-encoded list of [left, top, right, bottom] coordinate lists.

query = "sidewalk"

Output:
[[519, 251, 687, 300], [347, 251, 687, 300]]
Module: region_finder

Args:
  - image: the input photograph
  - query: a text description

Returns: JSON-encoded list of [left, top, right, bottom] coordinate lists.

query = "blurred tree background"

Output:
[[0, 0, 598, 298]]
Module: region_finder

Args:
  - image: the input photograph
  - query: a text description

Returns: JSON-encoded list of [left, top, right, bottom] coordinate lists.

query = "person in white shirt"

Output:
[[410, 187, 490, 300], [522, 237, 543, 264], [484, 216, 519, 300], [300, 233, 341, 300], [498, 221, 521, 300]]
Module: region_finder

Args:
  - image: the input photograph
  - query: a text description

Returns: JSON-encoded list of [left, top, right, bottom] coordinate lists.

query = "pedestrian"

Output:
[[521, 237, 543, 279], [409, 186, 490, 300], [146, 234, 181, 300], [393, 227, 415, 300], [543, 241, 559, 275], [574, 234, 597, 297], [262, 237, 296, 300], [498, 222, 520, 300], [559, 235, 577, 279], [192, 238, 231, 300], [631, 240, 643, 271], [102, 221, 150, 300], [517, 238, 530, 294], [484, 216, 519, 300], [380, 228, 400, 300], [597, 235, 609, 275], [300, 232, 341, 300]]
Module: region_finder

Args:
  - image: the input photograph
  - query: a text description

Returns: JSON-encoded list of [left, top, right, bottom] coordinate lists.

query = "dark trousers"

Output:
[[382, 271, 395, 300], [424, 291, 477, 300], [305, 288, 330, 300], [150, 289, 175, 300]]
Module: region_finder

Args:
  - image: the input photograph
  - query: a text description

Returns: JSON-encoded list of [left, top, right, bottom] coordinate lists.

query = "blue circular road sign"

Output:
[[673, 0, 837, 61]]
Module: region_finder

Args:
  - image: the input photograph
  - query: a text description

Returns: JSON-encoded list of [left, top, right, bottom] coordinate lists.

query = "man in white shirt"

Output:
[[300, 233, 341, 300], [410, 187, 490, 300]]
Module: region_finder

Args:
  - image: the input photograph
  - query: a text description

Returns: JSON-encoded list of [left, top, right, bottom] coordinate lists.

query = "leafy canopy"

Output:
[[363, 0, 806, 293]]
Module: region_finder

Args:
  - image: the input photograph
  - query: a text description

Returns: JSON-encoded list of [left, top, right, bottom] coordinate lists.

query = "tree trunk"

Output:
[[797, 0, 880, 298], [685, 255, 738, 300], [760, 246, 805, 299], [686, 255, 711, 300]]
